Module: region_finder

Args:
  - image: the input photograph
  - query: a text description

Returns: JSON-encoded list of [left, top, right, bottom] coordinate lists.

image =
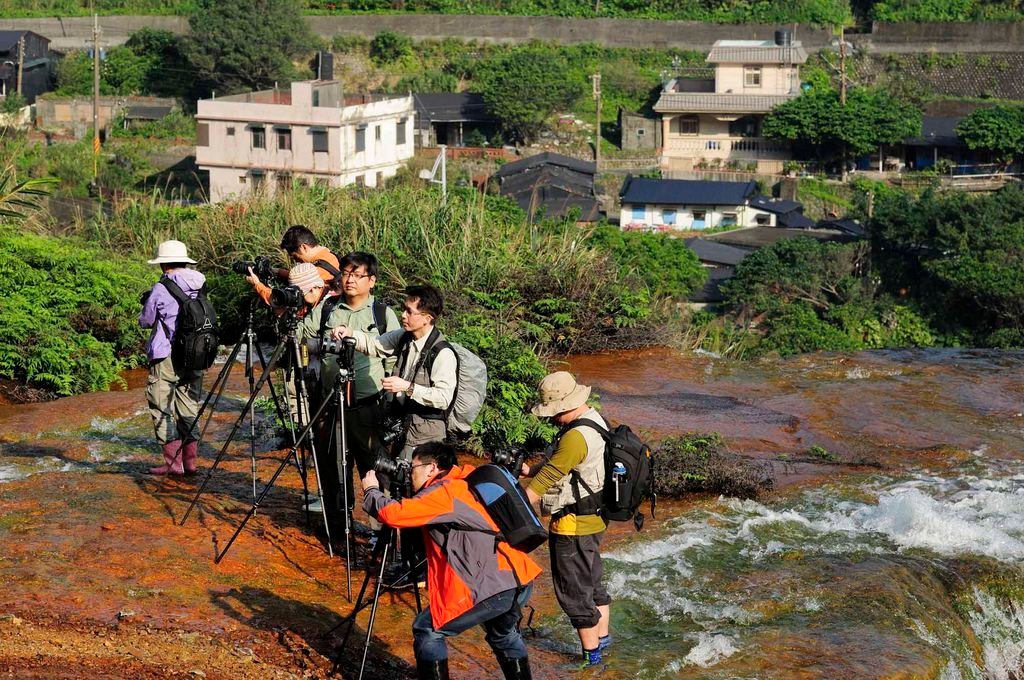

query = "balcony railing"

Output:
[[663, 136, 790, 159]]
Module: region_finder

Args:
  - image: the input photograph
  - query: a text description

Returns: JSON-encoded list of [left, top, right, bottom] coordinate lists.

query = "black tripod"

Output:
[[330, 521, 425, 680], [323, 361, 357, 600], [181, 314, 335, 562]]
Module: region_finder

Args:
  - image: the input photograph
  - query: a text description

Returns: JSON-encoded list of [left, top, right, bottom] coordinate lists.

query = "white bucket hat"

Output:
[[531, 371, 592, 417], [148, 240, 196, 265]]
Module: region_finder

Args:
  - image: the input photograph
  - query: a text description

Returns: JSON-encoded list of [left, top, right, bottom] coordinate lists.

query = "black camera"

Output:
[[231, 255, 275, 281], [380, 415, 406, 446], [318, 336, 357, 371], [374, 453, 411, 494], [492, 446, 529, 475], [270, 284, 304, 309]]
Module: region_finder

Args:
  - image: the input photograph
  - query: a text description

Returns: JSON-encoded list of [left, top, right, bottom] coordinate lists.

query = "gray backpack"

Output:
[[413, 337, 488, 438]]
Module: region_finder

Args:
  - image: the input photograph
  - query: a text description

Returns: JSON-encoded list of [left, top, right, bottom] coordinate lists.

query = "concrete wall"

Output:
[[715, 64, 799, 95], [620, 202, 772, 231], [620, 110, 659, 152], [35, 94, 176, 137], [0, 15, 832, 50], [855, 21, 1024, 53]]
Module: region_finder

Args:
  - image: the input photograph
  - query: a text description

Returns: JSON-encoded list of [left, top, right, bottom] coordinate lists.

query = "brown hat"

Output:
[[288, 262, 323, 293], [531, 371, 591, 417]]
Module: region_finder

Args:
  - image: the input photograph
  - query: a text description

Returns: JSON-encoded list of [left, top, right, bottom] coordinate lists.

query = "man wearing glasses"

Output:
[[298, 251, 399, 530], [244, 224, 341, 304], [331, 283, 456, 462]]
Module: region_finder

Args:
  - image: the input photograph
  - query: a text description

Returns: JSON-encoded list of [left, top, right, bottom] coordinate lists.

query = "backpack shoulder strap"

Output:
[[314, 258, 341, 278], [159, 276, 189, 304], [318, 295, 342, 338], [371, 299, 388, 334], [564, 418, 610, 440]]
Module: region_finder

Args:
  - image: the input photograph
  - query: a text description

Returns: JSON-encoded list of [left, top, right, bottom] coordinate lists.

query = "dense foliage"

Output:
[[0, 229, 151, 396], [588, 226, 707, 300], [654, 433, 773, 499], [473, 47, 585, 143], [762, 87, 922, 169], [955, 105, 1024, 164], [183, 0, 317, 95]]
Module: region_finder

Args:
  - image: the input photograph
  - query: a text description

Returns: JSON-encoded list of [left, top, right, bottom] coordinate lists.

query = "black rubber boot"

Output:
[[497, 655, 533, 680], [416, 658, 450, 680]]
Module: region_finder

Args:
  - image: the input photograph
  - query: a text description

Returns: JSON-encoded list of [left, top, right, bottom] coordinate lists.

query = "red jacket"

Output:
[[364, 464, 542, 628]]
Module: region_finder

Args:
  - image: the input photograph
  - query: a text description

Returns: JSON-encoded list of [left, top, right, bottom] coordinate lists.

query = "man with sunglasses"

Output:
[[298, 252, 398, 528], [361, 442, 540, 680]]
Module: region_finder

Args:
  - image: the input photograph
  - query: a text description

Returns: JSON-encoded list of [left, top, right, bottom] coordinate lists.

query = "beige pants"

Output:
[[146, 357, 203, 445]]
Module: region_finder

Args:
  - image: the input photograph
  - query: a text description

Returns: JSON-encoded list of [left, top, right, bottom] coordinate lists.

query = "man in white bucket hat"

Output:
[[139, 240, 206, 476], [524, 371, 612, 669]]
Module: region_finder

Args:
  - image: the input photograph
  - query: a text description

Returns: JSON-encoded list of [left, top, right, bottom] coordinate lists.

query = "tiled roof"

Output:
[[707, 44, 808, 65], [620, 177, 756, 207], [654, 92, 797, 113], [494, 152, 595, 178]]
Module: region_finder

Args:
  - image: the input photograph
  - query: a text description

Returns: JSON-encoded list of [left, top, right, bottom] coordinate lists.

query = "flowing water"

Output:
[[1, 348, 1022, 678], [561, 348, 1024, 679]]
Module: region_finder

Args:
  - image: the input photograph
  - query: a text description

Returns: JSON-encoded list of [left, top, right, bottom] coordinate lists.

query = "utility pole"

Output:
[[591, 73, 602, 170], [16, 35, 24, 96], [92, 13, 101, 180], [839, 25, 847, 105]]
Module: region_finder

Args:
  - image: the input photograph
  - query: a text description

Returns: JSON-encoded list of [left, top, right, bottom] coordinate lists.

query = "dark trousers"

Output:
[[412, 584, 533, 662], [549, 532, 611, 630]]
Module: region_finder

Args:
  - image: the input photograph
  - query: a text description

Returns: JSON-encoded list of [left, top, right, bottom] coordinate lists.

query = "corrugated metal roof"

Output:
[[685, 238, 751, 266], [125, 105, 174, 120], [494, 152, 595, 179], [750, 195, 803, 215], [654, 92, 797, 113], [620, 177, 756, 207], [413, 92, 496, 125], [707, 44, 808, 65]]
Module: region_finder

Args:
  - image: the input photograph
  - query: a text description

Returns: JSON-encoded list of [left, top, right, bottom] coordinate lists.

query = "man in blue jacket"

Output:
[[139, 240, 206, 476]]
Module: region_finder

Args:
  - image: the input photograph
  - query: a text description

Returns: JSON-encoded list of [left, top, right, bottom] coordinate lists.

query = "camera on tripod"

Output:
[[317, 336, 357, 371], [270, 284, 305, 309], [491, 446, 528, 475], [374, 453, 411, 493], [231, 256, 275, 282], [379, 415, 406, 446]]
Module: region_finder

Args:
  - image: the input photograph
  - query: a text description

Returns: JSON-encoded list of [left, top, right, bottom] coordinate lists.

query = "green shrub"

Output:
[[588, 225, 707, 299], [0, 228, 151, 396], [760, 303, 863, 356], [654, 433, 773, 499], [370, 30, 413, 65]]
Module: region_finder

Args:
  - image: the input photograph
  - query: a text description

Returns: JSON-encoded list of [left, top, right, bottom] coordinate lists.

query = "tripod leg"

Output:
[[358, 529, 396, 680], [180, 341, 288, 526], [336, 382, 353, 601], [246, 325, 258, 511]]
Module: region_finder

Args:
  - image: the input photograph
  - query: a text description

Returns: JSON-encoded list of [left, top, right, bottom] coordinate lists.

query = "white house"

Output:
[[618, 176, 775, 231], [196, 80, 415, 203], [654, 30, 806, 174]]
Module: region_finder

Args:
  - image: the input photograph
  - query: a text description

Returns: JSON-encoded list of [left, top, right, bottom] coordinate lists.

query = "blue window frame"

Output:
[[692, 210, 707, 229], [631, 205, 646, 221], [662, 208, 677, 225]]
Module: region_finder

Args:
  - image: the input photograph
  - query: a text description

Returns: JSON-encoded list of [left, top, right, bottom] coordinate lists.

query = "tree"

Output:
[[473, 47, 584, 144], [102, 46, 149, 95], [184, 0, 316, 96], [55, 51, 93, 96], [124, 28, 191, 98], [955, 105, 1024, 165], [369, 30, 413, 65], [763, 87, 921, 169]]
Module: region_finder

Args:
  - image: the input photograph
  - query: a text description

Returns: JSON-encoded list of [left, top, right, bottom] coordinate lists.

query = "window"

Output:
[[250, 170, 265, 189], [251, 126, 265, 149], [755, 213, 772, 226], [397, 118, 407, 145], [226, 126, 235, 136], [355, 125, 366, 153], [355, 175, 365, 187], [672, 115, 699, 135], [197, 123, 209, 147], [312, 128, 328, 153], [729, 116, 758, 138], [276, 172, 291, 190], [722, 213, 738, 226], [238, 175, 246, 184], [631, 205, 646, 221], [744, 66, 762, 87], [315, 177, 330, 188], [312, 90, 320, 107], [692, 210, 707, 228], [276, 127, 292, 151], [662, 208, 677, 226], [376, 171, 384, 187], [636, 128, 646, 137], [375, 125, 381, 141]]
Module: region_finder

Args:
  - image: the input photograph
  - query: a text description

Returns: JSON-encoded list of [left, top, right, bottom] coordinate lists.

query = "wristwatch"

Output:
[[405, 382, 416, 397]]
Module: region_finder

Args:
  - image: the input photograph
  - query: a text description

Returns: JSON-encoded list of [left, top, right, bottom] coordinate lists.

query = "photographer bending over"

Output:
[[361, 442, 540, 680], [245, 224, 340, 304], [331, 284, 455, 460], [525, 372, 612, 668], [139, 240, 206, 476], [297, 252, 399, 526]]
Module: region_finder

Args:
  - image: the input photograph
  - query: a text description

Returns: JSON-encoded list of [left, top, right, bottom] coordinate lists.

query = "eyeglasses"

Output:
[[402, 306, 426, 317], [341, 270, 370, 280], [410, 462, 435, 471]]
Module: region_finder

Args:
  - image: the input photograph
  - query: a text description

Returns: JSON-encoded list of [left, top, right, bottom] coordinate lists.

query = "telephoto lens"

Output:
[[374, 453, 411, 494], [318, 336, 357, 370], [491, 446, 529, 475], [270, 284, 304, 308]]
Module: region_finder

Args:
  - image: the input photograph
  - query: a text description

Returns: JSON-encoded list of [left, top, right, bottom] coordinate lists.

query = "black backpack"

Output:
[[568, 420, 657, 530], [465, 464, 548, 553], [160, 277, 219, 371]]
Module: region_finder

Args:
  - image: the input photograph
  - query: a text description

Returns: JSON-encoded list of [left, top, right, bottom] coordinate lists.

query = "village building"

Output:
[[195, 80, 415, 203], [494, 152, 601, 223], [618, 176, 775, 231], [413, 92, 499, 147], [654, 31, 806, 174], [0, 30, 52, 105]]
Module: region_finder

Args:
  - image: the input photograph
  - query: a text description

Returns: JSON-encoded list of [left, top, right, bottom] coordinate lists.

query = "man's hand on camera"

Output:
[[382, 376, 413, 395], [329, 325, 352, 340], [245, 266, 261, 288], [361, 470, 380, 492]]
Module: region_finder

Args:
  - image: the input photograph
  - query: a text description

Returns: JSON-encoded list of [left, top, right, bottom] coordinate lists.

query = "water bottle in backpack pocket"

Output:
[[571, 420, 656, 529]]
